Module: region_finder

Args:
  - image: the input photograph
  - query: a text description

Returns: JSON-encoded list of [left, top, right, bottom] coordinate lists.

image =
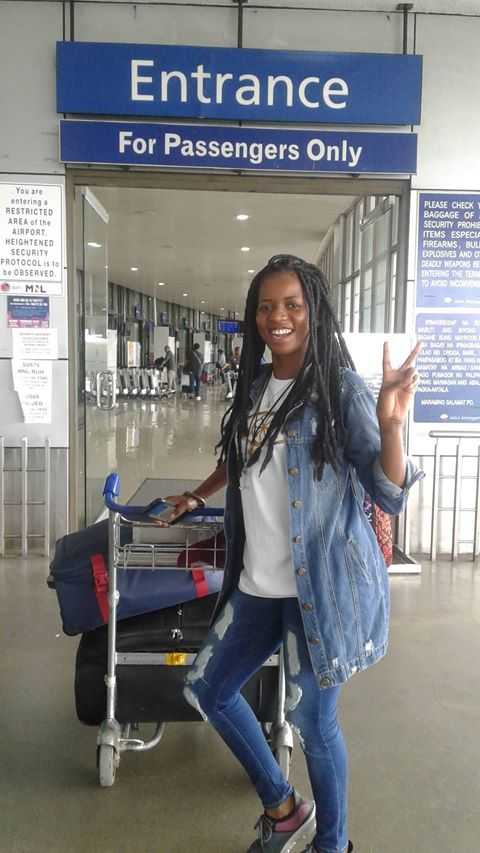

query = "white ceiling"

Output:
[[255, 0, 480, 10], [101, 0, 480, 11], [92, 187, 357, 316]]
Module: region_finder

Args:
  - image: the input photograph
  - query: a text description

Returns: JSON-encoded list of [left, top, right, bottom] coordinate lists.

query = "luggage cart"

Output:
[[97, 473, 293, 787]]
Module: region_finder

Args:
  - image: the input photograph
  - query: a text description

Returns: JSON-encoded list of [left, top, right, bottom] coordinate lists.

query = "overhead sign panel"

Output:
[[60, 120, 417, 175], [56, 42, 422, 126]]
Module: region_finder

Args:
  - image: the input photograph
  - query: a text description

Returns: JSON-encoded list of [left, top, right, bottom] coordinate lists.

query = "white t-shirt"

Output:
[[238, 375, 298, 598]]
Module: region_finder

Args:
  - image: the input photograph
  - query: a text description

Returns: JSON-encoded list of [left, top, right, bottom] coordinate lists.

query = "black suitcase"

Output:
[[75, 594, 279, 726]]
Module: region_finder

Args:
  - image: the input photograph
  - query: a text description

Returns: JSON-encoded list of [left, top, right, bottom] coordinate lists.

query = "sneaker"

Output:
[[247, 791, 315, 852]]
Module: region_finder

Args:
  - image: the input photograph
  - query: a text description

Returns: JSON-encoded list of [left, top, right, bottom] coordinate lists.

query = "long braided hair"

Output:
[[216, 254, 355, 481]]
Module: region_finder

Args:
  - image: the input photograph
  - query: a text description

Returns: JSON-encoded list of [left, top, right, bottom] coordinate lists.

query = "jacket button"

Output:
[[301, 602, 313, 611], [288, 467, 299, 476], [308, 636, 320, 645], [319, 676, 333, 688], [292, 500, 302, 508], [296, 566, 306, 576], [292, 535, 302, 544]]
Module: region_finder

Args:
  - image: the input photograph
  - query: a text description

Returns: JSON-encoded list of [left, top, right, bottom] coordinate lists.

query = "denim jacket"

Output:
[[214, 367, 424, 689]]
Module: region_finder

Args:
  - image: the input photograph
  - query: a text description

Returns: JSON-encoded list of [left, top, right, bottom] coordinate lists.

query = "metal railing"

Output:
[[0, 436, 51, 557], [411, 430, 480, 562]]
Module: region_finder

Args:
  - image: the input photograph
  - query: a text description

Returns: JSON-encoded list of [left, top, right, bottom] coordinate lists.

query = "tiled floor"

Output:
[[2, 389, 480, 852], [85, 384, 228, 521]]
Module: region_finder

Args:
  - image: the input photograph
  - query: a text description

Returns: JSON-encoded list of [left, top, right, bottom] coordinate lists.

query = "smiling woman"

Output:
[[178, 253, 422, 853]]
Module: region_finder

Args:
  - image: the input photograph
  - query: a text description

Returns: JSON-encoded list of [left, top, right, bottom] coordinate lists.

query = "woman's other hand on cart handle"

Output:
[[152, 462, 227, 526], [151, 494, 200, 526]]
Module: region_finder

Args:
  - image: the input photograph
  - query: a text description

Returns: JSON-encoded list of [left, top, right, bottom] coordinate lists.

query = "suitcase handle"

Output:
[[102, 474, 223, 521]]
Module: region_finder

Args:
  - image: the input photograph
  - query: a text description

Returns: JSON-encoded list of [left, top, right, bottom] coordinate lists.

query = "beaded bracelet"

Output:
[[182, 490, 206, 508]]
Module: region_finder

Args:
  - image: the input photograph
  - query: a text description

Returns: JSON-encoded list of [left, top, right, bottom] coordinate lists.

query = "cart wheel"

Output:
[[274, 746, 291, 779], [98, 744, 117, 788]]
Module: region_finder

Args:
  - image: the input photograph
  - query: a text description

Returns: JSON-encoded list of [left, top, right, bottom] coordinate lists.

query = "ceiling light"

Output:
[[87, 241, 102, 248], [183, 292, 188, 296], [220, 307, 225, 311], [157, 281, 165, 286], [131, 266, 139, 272], [236, 214, 249, 221], [248, 269, 255, 274], [241, 246, 250, 252], [200, 300, 206, 304]]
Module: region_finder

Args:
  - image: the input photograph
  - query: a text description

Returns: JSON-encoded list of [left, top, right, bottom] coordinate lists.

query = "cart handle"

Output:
[[102, 473, 223, 521]]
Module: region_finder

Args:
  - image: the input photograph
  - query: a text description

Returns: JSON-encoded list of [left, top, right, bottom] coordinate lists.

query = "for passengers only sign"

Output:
[[60, 121, 418, 175]]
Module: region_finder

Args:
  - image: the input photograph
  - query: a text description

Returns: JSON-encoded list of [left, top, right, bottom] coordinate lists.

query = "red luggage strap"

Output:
[[191, 568, 209, 599], [91, 553, 109, 623]]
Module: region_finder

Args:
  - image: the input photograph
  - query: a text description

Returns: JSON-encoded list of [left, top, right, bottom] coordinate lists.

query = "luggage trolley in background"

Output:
[[98, 474, 293, 788]]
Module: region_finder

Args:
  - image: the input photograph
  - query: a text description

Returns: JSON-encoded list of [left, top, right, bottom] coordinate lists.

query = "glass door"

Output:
[[75, 188, 113, 525]]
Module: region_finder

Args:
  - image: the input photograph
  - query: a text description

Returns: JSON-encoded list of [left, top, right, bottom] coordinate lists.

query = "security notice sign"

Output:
[[7, 296, 49, 328], [417, 193, 480, 308], [0, 183, 64, 296], [414, 313, 480, 423]]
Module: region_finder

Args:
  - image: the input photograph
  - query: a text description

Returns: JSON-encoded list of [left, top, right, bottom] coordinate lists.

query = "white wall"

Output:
[[74, 2, 237, 45], [244, 7, 403, 52], [0, 2, 63, 173], [414, 15, 480, 190]]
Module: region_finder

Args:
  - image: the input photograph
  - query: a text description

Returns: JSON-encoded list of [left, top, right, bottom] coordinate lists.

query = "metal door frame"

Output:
[[65, 168, 411, 530]]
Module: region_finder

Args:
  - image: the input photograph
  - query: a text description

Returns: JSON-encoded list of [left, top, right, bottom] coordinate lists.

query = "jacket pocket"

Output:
[[346, 538, 372, 585]]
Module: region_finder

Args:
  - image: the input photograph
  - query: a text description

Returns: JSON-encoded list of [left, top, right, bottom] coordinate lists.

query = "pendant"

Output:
[[239, 467, 250, 491]]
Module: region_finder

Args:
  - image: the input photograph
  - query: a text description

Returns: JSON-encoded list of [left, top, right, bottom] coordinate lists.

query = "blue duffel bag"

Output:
[[48, 519, 224, 636]]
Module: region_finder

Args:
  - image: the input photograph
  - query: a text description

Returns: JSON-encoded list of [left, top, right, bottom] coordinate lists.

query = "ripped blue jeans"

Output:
[[184, 588, 348, 853]]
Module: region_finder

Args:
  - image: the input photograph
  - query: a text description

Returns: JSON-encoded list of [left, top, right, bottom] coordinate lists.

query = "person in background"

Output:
[[163, 345, 176, 392], [157, 254, 423, 853], [189, 342, 203, 401], [216, 348, 227, 383], [231, 344, 241, 369], [223, 344, 242, 399]]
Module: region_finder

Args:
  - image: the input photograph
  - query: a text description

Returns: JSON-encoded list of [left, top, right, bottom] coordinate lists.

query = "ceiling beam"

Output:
[[67, 167, 407, 198]]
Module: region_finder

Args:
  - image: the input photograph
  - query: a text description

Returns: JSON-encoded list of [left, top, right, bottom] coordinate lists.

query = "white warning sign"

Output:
[[0, 183, 64, 296]]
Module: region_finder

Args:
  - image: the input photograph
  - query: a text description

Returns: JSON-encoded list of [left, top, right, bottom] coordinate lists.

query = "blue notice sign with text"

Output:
[[417, 193, 480, 308], [60, 120, 417, 175], [7, 296, 49, 328], [56, 42, 422, 126], [414, 313, 480, 423]]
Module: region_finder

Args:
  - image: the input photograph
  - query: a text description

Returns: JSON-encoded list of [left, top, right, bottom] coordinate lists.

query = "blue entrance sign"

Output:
[[417, 193, 480, 308], [60, 121, 417, 175], [414, 313, 480, 424], [56, 42, 422, 126]]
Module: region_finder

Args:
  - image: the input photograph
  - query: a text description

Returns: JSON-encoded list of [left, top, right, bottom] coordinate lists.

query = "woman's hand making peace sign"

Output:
[[376, 341, 421, 433]]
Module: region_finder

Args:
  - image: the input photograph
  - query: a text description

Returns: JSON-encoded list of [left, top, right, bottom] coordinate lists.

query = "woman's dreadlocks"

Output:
[[216, 254, 355, 482]]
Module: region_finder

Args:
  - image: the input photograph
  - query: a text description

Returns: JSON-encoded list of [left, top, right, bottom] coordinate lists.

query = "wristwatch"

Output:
[[182, 490, 206, 508]]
